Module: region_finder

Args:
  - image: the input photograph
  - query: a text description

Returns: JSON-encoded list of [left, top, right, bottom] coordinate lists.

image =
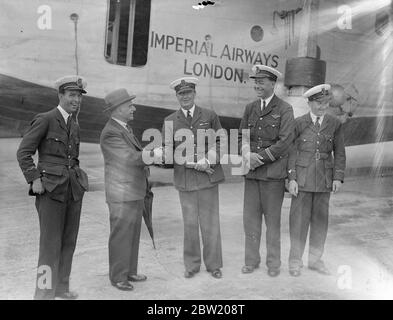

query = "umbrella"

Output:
[[143, 181, 156, 249]]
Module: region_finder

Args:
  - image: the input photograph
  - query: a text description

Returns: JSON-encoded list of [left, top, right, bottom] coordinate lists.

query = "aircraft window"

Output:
[[105, 0, 151, 67]]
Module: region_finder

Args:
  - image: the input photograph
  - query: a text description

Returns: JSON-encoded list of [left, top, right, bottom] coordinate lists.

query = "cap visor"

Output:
[[250, 75, 276, 80], [63, 85, 87, 94], [176, 88, 194, 94]]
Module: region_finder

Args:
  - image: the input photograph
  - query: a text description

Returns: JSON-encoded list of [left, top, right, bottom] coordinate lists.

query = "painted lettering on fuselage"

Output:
[[150, 31, 280, 84]]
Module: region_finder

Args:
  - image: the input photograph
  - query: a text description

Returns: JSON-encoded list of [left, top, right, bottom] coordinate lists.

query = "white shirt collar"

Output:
[[181, 104, 195, 118], [57, 105, 70, 123], [261, 94, 274, 109], [309, 112, 324, 125], [112, 117, 128, 130]]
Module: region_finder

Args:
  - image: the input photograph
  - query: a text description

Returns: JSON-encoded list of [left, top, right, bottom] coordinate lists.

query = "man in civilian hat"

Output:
[[238, 65, 294, 277], [287, 84, 346, 277], [100, 88, 151, 291], [16, 75, 89, 300], [160, 77, 225, 279]]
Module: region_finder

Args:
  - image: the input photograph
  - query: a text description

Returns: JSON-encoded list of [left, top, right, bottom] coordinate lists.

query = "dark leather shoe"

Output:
[[111, 281, 134, 291], [184, 269, 199, 278], [267, 268, 280, 277], [128, 274, 147, 282], [210, 269, 222, 279], [241, 264, 259, 274], [308, 264, 330, 275], [289, 269, 301, 277], [55, 291, 78, 300]]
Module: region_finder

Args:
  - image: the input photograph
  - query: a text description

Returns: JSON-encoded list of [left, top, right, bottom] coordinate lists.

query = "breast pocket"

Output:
[[262, 119, 280, 139], [247, 119, 257, 135], [46, 132, 67, 155], [324, 134, 333, 151], [298, 135, 314, 151]]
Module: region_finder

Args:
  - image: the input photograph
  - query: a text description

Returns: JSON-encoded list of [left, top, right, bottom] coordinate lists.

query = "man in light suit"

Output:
[[161, 77, 225, 279], [100, 88, 151, 291]]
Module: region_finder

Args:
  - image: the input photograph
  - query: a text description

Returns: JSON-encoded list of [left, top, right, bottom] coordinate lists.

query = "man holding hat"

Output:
[[287, 84, 346, 277], [16, 75, 89, 299], [161, 77, 225, 279], [100, 88, 151, 291], [238, 65, 294, 277]]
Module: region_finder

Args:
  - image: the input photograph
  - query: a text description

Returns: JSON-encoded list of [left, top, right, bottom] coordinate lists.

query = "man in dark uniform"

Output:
[[287, 84, 346, 277], [16, 75, 89, 299], [161, 77, 225, 279], [239, 65, 294, 277]]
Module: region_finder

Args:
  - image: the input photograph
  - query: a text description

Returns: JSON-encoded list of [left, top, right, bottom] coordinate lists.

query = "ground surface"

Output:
[[1, 138, 393, 300]]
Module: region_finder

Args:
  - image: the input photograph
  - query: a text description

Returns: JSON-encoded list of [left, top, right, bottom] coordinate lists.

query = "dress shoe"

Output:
[[210, 269, 222, 279], [289, 268, 301, 277], [241, 264, 259, 274], [308, 264, 330, 275], [111, 280, 134, 291], [128, 274, 147, 282], [55, 291, 78, 300], [184, 269, 199, 278], [267, 268, 280, 277]]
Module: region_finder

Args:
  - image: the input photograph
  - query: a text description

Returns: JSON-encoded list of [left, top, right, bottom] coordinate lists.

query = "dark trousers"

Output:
[[289, 191, 330, 269], [34, 189, 82, 300], [178, 185, 223, 272], [243, 179, 285, 269], [107, 200, 143, 283]]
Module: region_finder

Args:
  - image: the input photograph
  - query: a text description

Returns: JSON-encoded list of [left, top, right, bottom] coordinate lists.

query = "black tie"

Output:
[[262, 100, 266, 111], [126, 124, 132, 133], [186, 110, 192, 125], [315, 117, 321, 130], [66, 115, 72, 132]]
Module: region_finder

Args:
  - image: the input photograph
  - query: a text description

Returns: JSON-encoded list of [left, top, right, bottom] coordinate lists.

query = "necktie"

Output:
[[66, 115, 72, 132], [315, 117, 321, 130], [186, 110, 192, 125], [262, 100, 266, 111], [126, 123, 142, 148]]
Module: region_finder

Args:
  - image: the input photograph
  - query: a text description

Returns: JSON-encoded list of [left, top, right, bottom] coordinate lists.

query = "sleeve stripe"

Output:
[[266, 148, 276, 161]]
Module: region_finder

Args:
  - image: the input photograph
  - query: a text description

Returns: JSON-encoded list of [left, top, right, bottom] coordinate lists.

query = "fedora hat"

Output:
[[103, 88, 136, 112]]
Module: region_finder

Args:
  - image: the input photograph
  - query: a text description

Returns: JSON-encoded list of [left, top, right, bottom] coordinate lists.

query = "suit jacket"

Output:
[[162, 106, 225, 191], [100, 119, 148, 202], [16, 108, 88, 202], [238, 94, 294, 180], [287, 113, 346, 192]]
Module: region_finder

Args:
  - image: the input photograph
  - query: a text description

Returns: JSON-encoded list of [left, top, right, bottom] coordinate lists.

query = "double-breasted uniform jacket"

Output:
[[238, 94, 294, 179], [287, 113, 346, 192], [163, 106, 225, 191], [100, 119, 148, 202], [17, 108, 88, 201]]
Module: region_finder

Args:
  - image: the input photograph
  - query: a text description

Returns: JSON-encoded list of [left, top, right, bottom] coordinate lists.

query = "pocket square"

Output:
[[272, 114, 281, 119]]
